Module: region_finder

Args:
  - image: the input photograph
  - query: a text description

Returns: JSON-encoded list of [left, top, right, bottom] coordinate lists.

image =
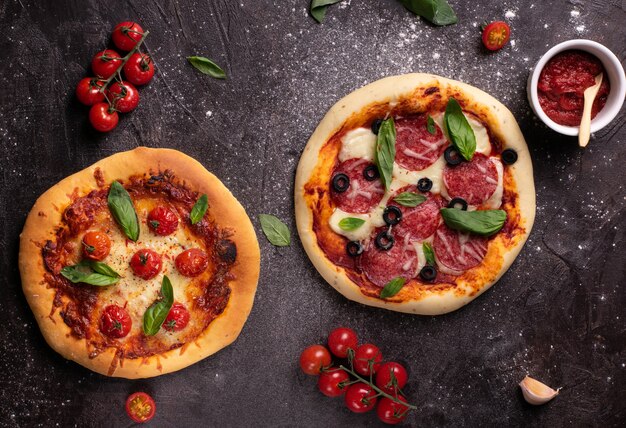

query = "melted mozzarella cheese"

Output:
[[339, 128, 377, 162], [483, 157, 504, 209], [393, 155, 446, 194], [329, 203, 387, 242]]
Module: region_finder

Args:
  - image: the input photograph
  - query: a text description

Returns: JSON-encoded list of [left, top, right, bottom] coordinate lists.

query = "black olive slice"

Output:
[[363, 165, 379, 181], [383, 206, 402, 226], [444, 146, 463, 166], [346, 241, 364, 257], [371, 119, 383, 135], [501, 149, 518, 165], [375, 231, 394, 250], [417, 177, 433, 192], [332, 173, 350, 193], [419, 265, 437, 281], [447, 197, 468, 210]]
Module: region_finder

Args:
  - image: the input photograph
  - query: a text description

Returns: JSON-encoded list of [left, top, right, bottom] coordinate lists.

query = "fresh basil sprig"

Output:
[[190, 194, 208, 225], [426, 115, 436, 135], [375, 118, 396, 191], [108, 181, 140, 241], [399, 0, 457, 26], [393, 192, 426, 208], [422, 242, 436, 266], [310, 0, 344, 23], [440, 208, 507, 236], [187, 56, 226, 79], [61, 260, 121, 286], [338, 217, 365, 231], [444, 98, 476, 161], [143, 276, 174, 336], [380, 277, 406, 299], [259, 214, 291, 246]]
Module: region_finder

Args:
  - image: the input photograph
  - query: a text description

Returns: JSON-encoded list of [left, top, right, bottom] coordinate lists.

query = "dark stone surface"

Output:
[[0, 0, 624, 426]]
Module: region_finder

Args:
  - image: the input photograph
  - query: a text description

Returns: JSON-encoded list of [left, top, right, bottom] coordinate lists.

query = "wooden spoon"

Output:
[[578, 73, 603, 147]]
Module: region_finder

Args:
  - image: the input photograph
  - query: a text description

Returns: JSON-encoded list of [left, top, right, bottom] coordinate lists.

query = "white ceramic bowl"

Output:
[[527, 39, 626, 136]]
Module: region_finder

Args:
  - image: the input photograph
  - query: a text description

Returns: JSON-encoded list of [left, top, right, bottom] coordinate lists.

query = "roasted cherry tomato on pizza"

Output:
[[163, 303, 190, 332], [175, 248, 208, 277], [125, 392, 156, 423], [82, 230, 111, 260], [100, 305, 132, 338], [482, 21, 510, 51], [148, 206, 179, 236], [130, 249, 162, 280]]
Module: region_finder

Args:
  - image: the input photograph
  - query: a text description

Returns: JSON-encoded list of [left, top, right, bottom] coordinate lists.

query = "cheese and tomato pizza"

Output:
[[19, 147, 260, 378], [295, 74, 535, 315]]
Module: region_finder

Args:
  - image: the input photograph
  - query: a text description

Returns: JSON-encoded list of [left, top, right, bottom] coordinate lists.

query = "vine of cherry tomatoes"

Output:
[[75, 21, 155, 132], [299, 327, 415, 425]]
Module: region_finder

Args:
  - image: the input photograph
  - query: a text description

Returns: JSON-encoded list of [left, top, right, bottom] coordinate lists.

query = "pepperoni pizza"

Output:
[[295, 74, 535, 315], [19, 148, 260, 378]]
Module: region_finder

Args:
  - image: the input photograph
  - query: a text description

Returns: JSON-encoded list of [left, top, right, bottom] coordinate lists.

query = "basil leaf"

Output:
[[375, 118, 396, 191], [187, 56, 226, 79], [427, 115, 436, 135], [143, 276, 174, 336], [338, 217, 365, 231], [259, 214, 291, 247], [108, 181, 140, 241], [440, 208, 507, 236], [380, 277, 406, 299], [393, 192, 426, 207], [310, 0, 344, 23], [60, 260, 120, 286], [444, 98, 476, 161], [190, 194, 208, 225], [422, 242, 436, 266], [399, 0, 458, 26]]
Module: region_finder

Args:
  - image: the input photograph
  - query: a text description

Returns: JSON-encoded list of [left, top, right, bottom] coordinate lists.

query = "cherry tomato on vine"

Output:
[[75, 77, 106, 106], [130, 249, 162, 280], [112, 21, 144, 51], [123, 52, 155, 86], [327, 327, 358, 358], [99, 305, 132, 338], [91, 49, 123, 79], [375, 362, 408, 395], [344, 383, 377, 413], [299, 344, 331, 376], [125, 392, 156, 423], [81, 230, 111, 260], [376, 396, 409, 425], [89, 102, 119, 132], [354, 343, 383, 376], [163, 302, 190, 332], [175, 248, 208, 277], [482, 21, 510, 51], [107, 81, 139, 113], [317, 368, 350, 397]]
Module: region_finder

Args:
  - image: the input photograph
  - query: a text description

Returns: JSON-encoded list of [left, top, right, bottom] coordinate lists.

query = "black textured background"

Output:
[[1, 0, 625, 426]]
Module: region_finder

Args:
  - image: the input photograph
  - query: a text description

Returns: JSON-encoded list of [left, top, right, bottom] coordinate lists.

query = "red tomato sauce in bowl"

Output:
[[537, 50, 610, 126]]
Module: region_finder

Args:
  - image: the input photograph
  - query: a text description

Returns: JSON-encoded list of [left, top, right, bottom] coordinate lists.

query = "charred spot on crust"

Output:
[[217, 239, 237, 264], [93, 167, 106, 187], [424, 86, 439, 96]]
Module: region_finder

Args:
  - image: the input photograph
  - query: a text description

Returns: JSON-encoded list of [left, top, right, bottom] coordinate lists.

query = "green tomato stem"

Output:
[[98, 30, 150, 94]]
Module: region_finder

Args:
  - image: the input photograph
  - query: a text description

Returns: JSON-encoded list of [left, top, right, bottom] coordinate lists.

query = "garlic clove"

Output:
[[519, 375, 559, 405]]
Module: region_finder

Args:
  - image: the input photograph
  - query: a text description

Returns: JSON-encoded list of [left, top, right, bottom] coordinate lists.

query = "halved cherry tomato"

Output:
[[354, 343, 383, 376], [130, 249, 162, 280], [100, 305, 132, 338], [344, 383, 377, 413], [318, 368, 350, 397], [107, 81, 139, 113], [175, 248, 208, 277], [327, 327, 358, 358], [376, 396, 409, 425], [112, 21, 144, 52], [482, 21, 510, 51], [375, 362, 408, 395], [75, 77, 106, 106], [89, 102, 118, 132], [91, 49, 123, 79], [299, 344, 331, 376], [125, 392, 156, 423], [147, 206, 179, 236], [163, 302, 190, 332], [123, 52, 155, 86], [82, 231, 111, 261]]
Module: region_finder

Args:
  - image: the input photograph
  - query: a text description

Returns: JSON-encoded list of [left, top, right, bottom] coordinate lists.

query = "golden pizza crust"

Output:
[[19, 147, 260, 378], [295, 74, 535, 315]]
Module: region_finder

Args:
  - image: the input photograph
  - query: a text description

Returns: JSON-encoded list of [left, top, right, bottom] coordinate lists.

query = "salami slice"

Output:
[[395, 115, 448, 171], [442, 153, 498, 205], [359, 229, 418, 287], [330, 158, 385, 214], [433, 224, 488, 275], [389, 187, 443, 242]]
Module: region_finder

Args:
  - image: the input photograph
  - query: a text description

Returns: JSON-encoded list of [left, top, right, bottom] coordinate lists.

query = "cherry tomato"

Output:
[[107, 81, 139, 113], [89, 102, 119, 132], [125, 392, 156, 423], [354, 343, 383, 376], [327, 327, 358, 358], [163, 302, 190, 332], [299, 344, 331, 376], [75, 77, 106, 106], [482, 21, 510, 51], [91, 49, 123, 79], [130, 249, 162, 280], [112, 21, 144, 52], [344, 383, 377, 413], [376, 396, 409, 425], [99, 305, 132, 338], [375, 362, 408, 395], [317, 368, 350, 397], [81, 230, 111, 261], [175, 248, 208, 277], [123, 52, 155, 86], [147, 206, 179, 236]]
